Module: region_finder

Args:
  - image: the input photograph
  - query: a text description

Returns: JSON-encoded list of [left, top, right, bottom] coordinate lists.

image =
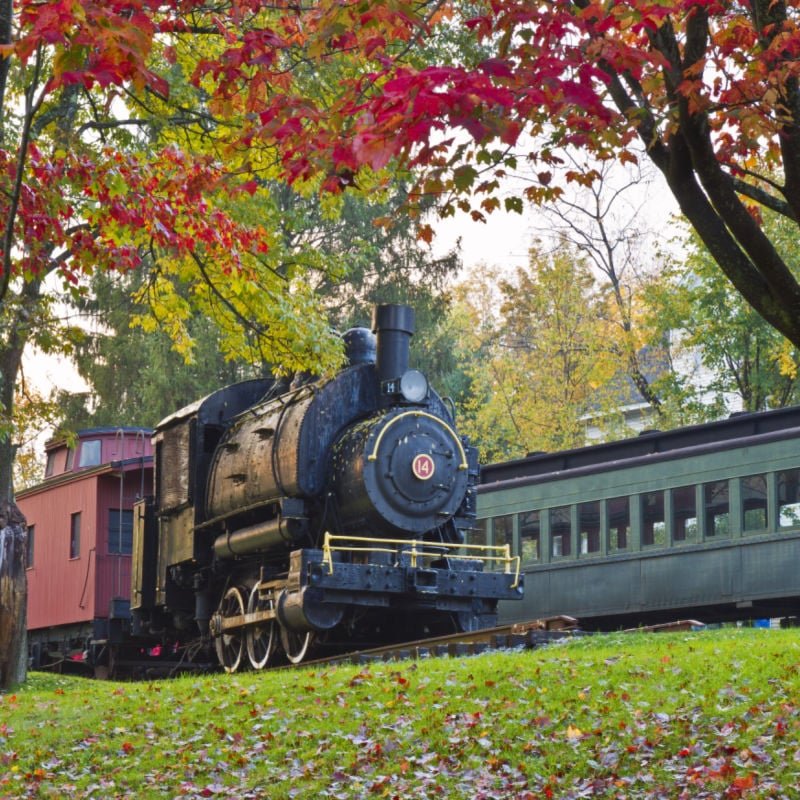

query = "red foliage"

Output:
[[1, 0, 797, 284]]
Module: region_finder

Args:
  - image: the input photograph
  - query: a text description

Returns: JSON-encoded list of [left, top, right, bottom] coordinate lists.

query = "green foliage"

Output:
[[3, 629, 800, 796], [6, 0, 800, 504], [56, 180, 462, 432], [645, 214, 800, 413], [59, 271, 266, 430]]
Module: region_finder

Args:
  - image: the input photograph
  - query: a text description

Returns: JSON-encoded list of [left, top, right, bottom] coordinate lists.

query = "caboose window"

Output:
[[70, 512, 81, 559], [78, 439, 102, 468], [26, 524, 34, 569], [641, 491, 666, 547], [778, 469, 800, 528], [704, 481, 730, 537], [550, 506, 571, 558], [520, 510, 540, 563], [579, 502, 600, 555], [44, 452, 56, 477], [672, 485, 698, 543], [608, 496, 629, 551], [108, 509, 133, 555], [65, 447, 74, 470], [742, 474, 768, 532]]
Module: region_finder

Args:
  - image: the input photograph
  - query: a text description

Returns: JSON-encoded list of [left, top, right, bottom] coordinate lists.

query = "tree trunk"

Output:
[[0, 500, 27, 689]]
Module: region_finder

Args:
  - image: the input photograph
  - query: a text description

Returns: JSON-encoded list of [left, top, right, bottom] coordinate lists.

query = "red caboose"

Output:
[[17, 427, 153, 670]]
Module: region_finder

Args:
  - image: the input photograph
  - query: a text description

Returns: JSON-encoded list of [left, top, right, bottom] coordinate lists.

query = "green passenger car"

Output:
[[477, 406, 800, 629]]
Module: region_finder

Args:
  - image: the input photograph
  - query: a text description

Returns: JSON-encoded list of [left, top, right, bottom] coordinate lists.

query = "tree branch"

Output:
[[729, 176, 793, 218], [1, 47, 45, 306], [0, 0, 12, 147]]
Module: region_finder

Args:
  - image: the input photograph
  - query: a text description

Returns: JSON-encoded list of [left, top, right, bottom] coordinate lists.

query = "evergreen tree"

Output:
[[59, 184, 462, 431]]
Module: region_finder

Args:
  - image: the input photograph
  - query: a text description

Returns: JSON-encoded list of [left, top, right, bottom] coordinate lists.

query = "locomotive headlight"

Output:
[[399, 369, 429, 403]]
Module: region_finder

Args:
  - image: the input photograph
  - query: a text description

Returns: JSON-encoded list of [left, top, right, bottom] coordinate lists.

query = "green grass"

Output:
[[2, 628, 800, 798]]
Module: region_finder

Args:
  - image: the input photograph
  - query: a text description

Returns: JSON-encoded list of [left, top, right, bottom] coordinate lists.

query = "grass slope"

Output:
[[1, 629, 799, 799]]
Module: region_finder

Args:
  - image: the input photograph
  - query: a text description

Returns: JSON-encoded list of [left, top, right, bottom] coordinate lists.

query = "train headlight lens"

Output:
[[400, 369, 429, 403]]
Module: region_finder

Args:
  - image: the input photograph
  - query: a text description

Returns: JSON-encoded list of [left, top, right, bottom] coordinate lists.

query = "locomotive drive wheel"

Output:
[[246, 585, 276, 670], [280, 627, 314, 664], [215, 586, 246, 673]]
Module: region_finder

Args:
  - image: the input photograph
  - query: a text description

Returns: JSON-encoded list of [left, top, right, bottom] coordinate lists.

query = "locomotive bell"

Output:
[[342, 326, 376, 366]]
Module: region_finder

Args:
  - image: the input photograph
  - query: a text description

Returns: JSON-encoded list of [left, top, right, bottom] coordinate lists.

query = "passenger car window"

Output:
[[742, 474, 768, 532], [493, 515, 513, 549], [550, 506, 571, 558], [519, 511, 540, 563], [492, 515, 513, 571], [579, 501, 600, 554], [672, 485, 698, 543], [467, 518, 488, 548], [641, 491, 666, 546], [704, 481, 730, 537], [607, 496, 629, 551], [778, 469, 800, 528]]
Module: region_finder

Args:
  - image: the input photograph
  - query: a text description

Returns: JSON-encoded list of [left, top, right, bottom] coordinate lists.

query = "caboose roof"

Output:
[[16, 456, 154, 499], [44, 426, 152, 451]]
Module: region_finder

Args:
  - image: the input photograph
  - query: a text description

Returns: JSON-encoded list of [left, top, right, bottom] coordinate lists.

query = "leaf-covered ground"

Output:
[[1, 628, 800, 798]]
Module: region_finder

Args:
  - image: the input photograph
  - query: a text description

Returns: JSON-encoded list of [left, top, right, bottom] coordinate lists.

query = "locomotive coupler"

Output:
[[410, 568, 439, 593]]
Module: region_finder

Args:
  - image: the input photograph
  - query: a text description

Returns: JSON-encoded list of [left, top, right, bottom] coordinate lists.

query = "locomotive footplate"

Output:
[[304, 550, 521, 602], [307, 537, 521, 607]]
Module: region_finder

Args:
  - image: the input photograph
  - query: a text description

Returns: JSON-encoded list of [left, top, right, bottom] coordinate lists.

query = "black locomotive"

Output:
[[130, 304, 522, 671]]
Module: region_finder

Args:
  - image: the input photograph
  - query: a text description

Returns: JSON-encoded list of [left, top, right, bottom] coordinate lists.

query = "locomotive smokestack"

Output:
[[372, 304, 415, 384]]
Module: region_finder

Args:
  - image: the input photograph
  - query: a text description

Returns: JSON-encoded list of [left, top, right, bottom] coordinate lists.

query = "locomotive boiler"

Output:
[[131, 304, 522, 671]]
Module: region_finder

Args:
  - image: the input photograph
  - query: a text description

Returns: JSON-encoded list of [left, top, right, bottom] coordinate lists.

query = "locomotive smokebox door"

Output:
[[333, 409, 470, 535]]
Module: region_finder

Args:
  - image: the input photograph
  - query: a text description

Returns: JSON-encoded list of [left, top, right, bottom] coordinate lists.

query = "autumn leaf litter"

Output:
[[1, 628, 800, 798]]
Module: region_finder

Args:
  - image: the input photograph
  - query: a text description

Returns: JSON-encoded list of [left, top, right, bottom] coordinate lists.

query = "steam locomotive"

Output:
[[130, 305, 522, 671]]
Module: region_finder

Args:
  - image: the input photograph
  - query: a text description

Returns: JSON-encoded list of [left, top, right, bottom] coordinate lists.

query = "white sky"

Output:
[[430, 163, 682, 275], [432, 205, 539, 272]]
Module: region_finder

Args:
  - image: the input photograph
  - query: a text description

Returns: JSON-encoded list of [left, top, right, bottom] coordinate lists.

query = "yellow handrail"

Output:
[[321, 532, 521, 589], [366, 411, 469, 470]]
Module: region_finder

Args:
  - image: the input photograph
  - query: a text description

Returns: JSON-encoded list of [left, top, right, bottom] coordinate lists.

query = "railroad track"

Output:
[[58, 616, 704, 679], [299, 616, 705, 669], [299, 616, 582, 668]]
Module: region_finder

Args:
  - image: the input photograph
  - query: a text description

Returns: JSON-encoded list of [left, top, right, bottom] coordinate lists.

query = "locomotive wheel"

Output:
[[215, 586, 246, 673], [280, 627, 314, 664], [246, 585, 276, 670]]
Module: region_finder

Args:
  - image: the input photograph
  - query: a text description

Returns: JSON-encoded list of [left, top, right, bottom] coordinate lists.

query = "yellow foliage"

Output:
[[9, 385, 63, 491], [775, 340, 799, 380], [452, 248, 630, 461]]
